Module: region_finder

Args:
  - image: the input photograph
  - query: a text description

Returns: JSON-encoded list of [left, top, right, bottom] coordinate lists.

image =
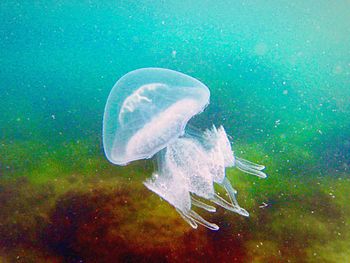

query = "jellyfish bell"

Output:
[[103, 67, 210, 165]]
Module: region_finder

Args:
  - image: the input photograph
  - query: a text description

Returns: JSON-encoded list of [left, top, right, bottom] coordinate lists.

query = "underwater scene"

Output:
[[1, 1, 350, 262]]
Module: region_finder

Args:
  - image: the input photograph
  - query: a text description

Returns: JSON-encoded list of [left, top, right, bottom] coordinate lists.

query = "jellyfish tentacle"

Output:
[[222, 177, 237, 194], [187, 210, 219, 231], [176, 209, 198, 229], [222, 177, 240, 207], [211, 193, 249, 217], [177, 209, 219, 231], [235, 157, 267, 178], [191, 196, 216, 212], [221, 178, 250, 216], [236, 157, 265, 170]]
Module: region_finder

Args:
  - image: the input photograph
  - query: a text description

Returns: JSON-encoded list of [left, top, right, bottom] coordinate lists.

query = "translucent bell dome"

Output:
[[103, 68, 210, 165]]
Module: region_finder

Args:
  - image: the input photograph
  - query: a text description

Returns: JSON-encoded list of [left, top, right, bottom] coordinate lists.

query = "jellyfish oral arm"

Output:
[[191, 196, 216, 212], [177, 209, 219, 231], [210, 193, 249, 217], [177, 209, 198, 229], [219, 177, 249, 217], [235, 157, 267, 178], [144, 167, 219, 231], [143, 126, 267, 230]]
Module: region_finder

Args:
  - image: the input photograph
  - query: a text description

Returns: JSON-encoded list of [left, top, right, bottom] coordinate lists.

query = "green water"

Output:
[[1, 1, 350, 262]]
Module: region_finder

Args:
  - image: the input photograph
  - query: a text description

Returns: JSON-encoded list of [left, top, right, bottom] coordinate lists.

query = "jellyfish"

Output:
[[103, 67, 266, 230]]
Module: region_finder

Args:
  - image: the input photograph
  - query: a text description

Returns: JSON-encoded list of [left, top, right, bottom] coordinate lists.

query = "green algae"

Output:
[[2, 138, 350, 261], [1, 163, 350, 262]]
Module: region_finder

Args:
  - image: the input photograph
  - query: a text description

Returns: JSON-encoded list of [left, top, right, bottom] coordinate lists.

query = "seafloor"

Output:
[[1, 138, 349, 262]]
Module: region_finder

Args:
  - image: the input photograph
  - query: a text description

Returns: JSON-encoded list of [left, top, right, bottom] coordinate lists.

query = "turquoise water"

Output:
[[1, 1, 350, 262]]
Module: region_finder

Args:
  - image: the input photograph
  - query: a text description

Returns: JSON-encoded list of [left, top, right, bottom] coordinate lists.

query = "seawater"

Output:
[[1, 1, 349, 262]]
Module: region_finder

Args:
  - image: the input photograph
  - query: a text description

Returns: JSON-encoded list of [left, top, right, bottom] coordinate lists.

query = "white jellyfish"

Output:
[[103, 68, 266, 231]]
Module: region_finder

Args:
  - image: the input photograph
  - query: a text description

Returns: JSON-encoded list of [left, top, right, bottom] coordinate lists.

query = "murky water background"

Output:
[[1, 1, 350, 262]]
